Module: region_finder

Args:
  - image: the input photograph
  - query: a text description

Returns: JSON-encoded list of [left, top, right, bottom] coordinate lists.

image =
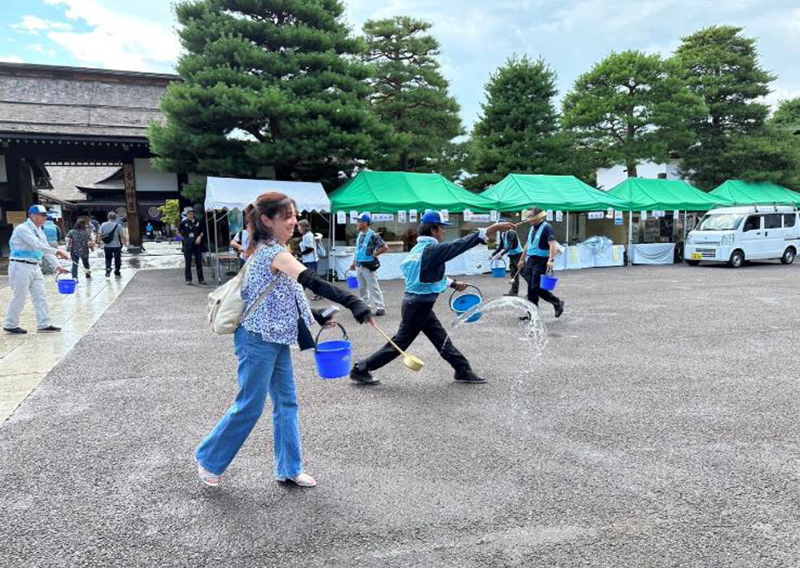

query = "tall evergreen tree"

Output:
[[770, 97, 800, 133], [467, 56, 573, 191], [149, 0, 389, 200], [674, 26, 775, 189], [361, 16, 463, 172], [562, 50, 705, 179]]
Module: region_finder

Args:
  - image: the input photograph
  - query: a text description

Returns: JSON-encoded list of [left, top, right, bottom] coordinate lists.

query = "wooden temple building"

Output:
[[0, 62, 195, 258]]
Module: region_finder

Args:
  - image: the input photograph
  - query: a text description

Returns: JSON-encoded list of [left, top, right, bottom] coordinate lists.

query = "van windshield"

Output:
[[696, 214, 744, 231]]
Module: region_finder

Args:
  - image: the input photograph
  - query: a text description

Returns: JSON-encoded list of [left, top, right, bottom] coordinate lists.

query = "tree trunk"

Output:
[[400, 152, 410, 171], [626, 161, 638, 177]]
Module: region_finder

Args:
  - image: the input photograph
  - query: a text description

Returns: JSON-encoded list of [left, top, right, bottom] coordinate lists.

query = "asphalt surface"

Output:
[[2, 262, 800, 567]]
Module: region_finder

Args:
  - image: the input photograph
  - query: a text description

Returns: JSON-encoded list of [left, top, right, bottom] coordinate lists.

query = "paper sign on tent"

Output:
[[337, 211, 346, 224], [614, 210, 624, 226], [349, 210, 358, 224], [373, 214, 394, 222], [546, 210, 553, 221], [398, 210, 407, 223], [555, 211, 563, 222], [440, 210, 449, 222], [641, 210, 648, 220], [490, 210, 499, 222], [409, 209, 418, 222]]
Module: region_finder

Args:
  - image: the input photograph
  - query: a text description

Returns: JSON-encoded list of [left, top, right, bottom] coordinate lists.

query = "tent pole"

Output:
[[204, 208, 212, 281], [329, 211, 334, 281], [627, 211, 634, 266], [214, 211, 220, 284]]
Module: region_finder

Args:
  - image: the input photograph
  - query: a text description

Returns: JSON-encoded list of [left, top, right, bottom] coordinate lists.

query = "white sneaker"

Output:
[[195, 458, 221, 487], [277, 472, 317, 487]]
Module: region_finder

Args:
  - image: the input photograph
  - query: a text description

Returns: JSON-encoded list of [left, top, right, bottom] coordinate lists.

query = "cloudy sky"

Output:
[[2, 0, 799, 128]]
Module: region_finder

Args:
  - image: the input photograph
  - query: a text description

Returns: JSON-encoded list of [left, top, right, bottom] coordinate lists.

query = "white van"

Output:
[[684, 205, 800, 268]]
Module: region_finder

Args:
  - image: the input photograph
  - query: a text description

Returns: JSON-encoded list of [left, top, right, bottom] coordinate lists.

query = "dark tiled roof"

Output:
[[40, 165, 121, 202], [0, 62, 175, 139]]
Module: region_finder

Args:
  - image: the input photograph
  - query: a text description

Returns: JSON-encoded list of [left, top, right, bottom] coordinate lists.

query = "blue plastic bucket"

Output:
[[346, 271, 358, 289], [314, 323, 352, 379], [449, 285, 483, 323], [56, 274, 77, 295], [541, 273, 559, 291], [490, 258, 506, 278]]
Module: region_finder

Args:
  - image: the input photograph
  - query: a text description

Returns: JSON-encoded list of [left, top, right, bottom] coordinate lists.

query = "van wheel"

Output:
[[781, 247, 796, 265], [728, 250, 745, 268], [686, 260, 700, 266]]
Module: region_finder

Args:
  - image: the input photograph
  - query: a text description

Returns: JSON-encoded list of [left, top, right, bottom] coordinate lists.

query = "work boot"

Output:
[[3, 327, 27, 334], [349, 362, 380, 385], [105, 270, 111, 277], [554, 300, 565, 318], [454, 370, 487, 384]]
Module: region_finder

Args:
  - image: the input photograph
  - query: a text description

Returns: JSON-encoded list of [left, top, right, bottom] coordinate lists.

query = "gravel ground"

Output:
[[2, 262, 800, 567]]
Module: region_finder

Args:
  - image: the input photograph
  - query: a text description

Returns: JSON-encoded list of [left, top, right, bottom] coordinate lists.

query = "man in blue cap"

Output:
[[350, 212, 514, 385], [349, 213, 388, 316], [4, 205, 70, 334]]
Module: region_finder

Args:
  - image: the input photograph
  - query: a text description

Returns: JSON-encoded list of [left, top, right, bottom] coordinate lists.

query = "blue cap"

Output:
[[421, 211, 452, 226], [28, 204, 48, 216], [357, 213, 372, 224]]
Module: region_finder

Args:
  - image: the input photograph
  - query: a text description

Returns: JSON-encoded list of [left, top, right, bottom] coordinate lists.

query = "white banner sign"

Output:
[[588, 211, 605, 220], [546, 210, 554, 221], [673, 210, 680, 218], [652, 210, 665, 218], [490, 210, 499, 222], [398, 210, 407, 223], [614, 210, 624, 226], [468, 213, 492, 222], [607, 208, 614, 219], [463, 209, 472, 221], [555, 210, 563, 222], [440, 210, 449, 223], [337, 211, 347, 224], [372, 213, 394, 222], [409, 209, 418, 223], [641, 210, 648, 220], [349, 210, 358, 224]]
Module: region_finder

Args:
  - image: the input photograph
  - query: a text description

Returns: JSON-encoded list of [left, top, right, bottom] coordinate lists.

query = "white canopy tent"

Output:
[[204, 177, 331, 213], [203, 177, 331, 282]]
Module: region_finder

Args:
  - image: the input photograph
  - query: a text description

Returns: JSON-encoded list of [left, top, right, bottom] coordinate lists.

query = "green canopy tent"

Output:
[[330, 171, 498, 213], [608, 178, 732, 266], [480, 174, 627, 257], [709, 180, 800, 206]]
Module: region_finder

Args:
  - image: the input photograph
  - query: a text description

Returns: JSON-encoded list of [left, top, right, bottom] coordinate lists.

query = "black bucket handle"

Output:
[[314, 322, 349, 352]]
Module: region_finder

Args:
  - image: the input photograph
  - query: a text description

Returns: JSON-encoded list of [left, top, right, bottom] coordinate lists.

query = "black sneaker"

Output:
[[85, 272, 91, 279], [198, 280, 207, 286], [3, 327, 27, 334], [374, 309, 386, 316], [554, 300, 565, 318], [349, 363, 380, 385], [37, 326, 62, 333], [105, 270, 111, 277], [504, 292, 518, 297], [185, 281, 193, 285], [454, 370, 487, 384], [114, 272, 122, 278]]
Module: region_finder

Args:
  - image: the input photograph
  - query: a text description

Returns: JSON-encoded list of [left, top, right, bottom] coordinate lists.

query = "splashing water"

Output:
[[443, 296, 548, 374]]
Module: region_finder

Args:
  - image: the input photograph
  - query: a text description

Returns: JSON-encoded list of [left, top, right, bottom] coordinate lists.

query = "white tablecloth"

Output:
[[631, 243, 675, 265], [331, 246, 494, 281]]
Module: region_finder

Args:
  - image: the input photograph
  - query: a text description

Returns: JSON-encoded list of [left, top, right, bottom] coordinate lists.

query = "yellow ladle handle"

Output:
[[373, 324, 410, 358]]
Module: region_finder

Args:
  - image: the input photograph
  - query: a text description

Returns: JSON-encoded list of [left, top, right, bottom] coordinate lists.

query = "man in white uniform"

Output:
[[4, 205, 70, 334], [298, 220, 321, 301]]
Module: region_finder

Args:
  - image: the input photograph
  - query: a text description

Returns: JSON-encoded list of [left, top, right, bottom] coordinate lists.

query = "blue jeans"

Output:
[[195, 328, 302, 478]]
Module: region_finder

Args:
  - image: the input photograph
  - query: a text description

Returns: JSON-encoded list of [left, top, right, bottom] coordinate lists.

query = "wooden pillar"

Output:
[[122, 162, 142, 250]]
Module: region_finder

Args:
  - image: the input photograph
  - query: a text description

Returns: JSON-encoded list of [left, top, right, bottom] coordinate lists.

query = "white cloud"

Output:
[[43, 0, 180, 72], [12, 15, 71, 34], [28, 43, 57, 57], [0, 55, 25, 63]]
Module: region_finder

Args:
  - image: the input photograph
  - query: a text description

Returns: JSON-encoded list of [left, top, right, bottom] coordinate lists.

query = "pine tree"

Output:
[[562, 50, 705, 179], [149, 0, 390, 200], [361, 16, 463, 172], [466, 56, 574, 191], [674, 26, 775, 189]]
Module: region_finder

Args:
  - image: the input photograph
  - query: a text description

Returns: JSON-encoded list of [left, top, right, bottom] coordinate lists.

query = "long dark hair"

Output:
[[245, 192, 296, 256]]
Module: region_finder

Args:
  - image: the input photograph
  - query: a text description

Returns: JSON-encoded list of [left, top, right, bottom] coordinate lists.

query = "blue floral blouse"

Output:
[[240, 241, 314, 345]]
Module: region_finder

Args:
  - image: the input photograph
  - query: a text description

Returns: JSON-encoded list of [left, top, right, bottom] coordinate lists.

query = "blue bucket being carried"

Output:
[[346, 270, 358, 289], [56, 273, 77, 295], [449, 284, 483, 323], [314, 323, 352, 379], [541, 269, 559, 291], [490, 258, 507, 278]]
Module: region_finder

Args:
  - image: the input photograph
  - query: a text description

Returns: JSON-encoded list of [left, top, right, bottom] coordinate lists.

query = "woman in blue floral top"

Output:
[[195, 192, 373, 489]]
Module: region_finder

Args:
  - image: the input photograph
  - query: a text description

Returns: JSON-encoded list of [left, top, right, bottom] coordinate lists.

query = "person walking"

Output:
[[194, 191, 374, 488], [179, 209, 205, 285], [489, 220, 524, 296], [350, 214, 388, 316], [100, 212, 125, 278], [66, 219, 94, 281], [349, 212, 514, 386], [517, 208, 565, 318], [297, 219, 322, 300], [4, 205, 71, 334]]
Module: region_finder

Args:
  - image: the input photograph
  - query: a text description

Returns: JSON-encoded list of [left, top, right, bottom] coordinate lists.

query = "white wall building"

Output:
[[596, 159, 683, 190]]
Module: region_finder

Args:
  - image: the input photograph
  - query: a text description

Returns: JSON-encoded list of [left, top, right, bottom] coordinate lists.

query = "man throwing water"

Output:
[[350, 212, 514, 385]]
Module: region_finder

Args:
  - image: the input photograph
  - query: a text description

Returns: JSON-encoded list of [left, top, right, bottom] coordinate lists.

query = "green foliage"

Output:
[[674, 26, 776, 189], [562, 50, 706, 179], [770, 97, 800, 133], [158, 199, 180, 227], [149, 0, 390, 190], [467, 56, 575, 191], [726, 125, 800, 188], [180, 180, 207, 204], [361, 16, 463, 172]]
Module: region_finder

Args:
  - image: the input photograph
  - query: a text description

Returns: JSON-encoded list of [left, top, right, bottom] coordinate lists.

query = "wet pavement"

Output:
[[2, 263, 800, 566]]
